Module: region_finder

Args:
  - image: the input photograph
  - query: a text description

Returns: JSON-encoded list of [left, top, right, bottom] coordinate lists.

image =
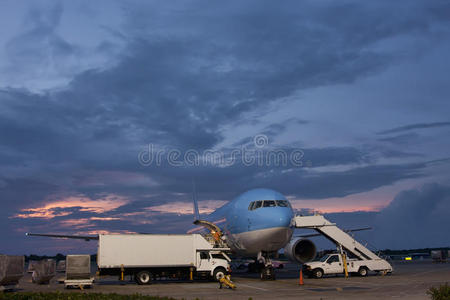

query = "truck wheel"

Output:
[[358, 267, 368, 277], [213, 267, 226, 282], [136, 270, 152, 285], [312, 268, 323, 279]]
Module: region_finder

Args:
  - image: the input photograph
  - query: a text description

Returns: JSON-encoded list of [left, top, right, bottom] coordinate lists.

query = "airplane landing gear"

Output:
[[258, 251, 276, 280], [260, 265, 275, 280]]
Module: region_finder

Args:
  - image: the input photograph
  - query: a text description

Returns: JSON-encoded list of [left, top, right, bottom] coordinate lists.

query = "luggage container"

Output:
[[31, 259, 56, 284], [64, 255, 94, 288], [27, 260, 37, 273], [56, 260, 66, 272], [0, 255, 24, 291], [431, 250, 447, 263]]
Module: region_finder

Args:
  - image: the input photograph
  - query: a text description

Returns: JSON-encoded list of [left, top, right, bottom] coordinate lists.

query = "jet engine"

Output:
[[284, 238, 316, 263]]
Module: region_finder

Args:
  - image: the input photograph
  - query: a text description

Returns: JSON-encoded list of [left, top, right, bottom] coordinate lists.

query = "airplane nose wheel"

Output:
[[260, 266, 275, 280]]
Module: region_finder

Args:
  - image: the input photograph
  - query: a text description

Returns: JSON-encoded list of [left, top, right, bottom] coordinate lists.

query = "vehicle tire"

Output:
[[213, 267, 226, 282], [135, 270, 152, 285], [358, 267, 368, 277], [312, 268, 323, 279]]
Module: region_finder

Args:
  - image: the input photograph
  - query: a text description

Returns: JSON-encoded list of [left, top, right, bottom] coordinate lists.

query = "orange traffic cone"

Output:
[[299, 269, 304, 285]]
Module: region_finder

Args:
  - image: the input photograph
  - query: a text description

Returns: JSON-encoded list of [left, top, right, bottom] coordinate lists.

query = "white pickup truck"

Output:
[[303, 253, 393, 279]]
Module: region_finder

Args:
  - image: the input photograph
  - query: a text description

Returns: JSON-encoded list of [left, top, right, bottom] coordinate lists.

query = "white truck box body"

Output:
[[98, 234, 214, 268]]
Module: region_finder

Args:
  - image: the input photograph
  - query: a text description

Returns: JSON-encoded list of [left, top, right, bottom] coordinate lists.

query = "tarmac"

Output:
[[5, 260, 450, 300]]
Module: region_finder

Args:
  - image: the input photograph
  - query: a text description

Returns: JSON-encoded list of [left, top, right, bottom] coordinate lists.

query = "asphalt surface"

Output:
[[4, 260, 450, 299]]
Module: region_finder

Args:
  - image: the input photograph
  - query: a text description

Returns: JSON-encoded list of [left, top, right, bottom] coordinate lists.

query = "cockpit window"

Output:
[[263, 200, 276, 207], [254, 201, 263, 209], [276, 200, 289, 207], [248, 200, 290, 210]]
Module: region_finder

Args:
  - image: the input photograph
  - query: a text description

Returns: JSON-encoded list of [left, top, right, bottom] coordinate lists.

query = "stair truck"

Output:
[[97, 234, 231, 284], [293, 215, 393, 278]]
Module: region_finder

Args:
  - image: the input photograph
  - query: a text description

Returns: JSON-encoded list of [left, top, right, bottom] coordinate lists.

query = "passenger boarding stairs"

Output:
[[294, 215, 381, 260]]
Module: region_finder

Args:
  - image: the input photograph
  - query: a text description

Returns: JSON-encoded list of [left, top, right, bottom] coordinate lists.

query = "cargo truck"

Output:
[[97, 234, 231, 284], [303, 253, 393, 278]]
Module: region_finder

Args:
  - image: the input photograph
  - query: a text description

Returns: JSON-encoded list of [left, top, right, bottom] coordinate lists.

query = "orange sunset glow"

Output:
[[12, 194, 129, 219]]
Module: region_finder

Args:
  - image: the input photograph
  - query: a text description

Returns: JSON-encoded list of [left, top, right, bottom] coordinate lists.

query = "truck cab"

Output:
[[196, 250, 231, 281], [303, 254, 346, 278]]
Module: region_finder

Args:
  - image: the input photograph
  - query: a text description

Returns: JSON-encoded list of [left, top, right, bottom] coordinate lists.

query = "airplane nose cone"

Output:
[[272, 207, 294, 228], [247, 206, 294, 233]]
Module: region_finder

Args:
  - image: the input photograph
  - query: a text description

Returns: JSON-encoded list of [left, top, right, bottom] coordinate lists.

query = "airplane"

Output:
[[28, 188, 317, 279], [27, 188, 368, 280], [187, 188, 317, 279]]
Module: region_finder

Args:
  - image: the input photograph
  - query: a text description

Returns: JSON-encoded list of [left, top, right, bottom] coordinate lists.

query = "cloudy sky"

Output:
[[1, 0, 449, 255]]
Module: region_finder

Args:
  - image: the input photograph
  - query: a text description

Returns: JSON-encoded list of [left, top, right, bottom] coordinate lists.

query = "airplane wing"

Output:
[[26, 233, 99, 241], [294, 227, 372, 238]]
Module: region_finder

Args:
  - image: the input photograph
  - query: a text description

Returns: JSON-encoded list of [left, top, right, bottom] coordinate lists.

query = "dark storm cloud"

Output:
[[1, 0, 450, 253], [376, 183, 450, 248], [377, 133, 421, 144], [232, 118, 308, 146], [5, 2, 77, 75], [123, 146, 427, 201], [377, 149, 423, 159], [0, 177, 60, 212], [324, 183, 450, 249], [2, 0, 448, 161], [119, 0, 436, 106], [254, 161, 426, 199], [378, 122, 450, 135], [262, 119, 309, 139]]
